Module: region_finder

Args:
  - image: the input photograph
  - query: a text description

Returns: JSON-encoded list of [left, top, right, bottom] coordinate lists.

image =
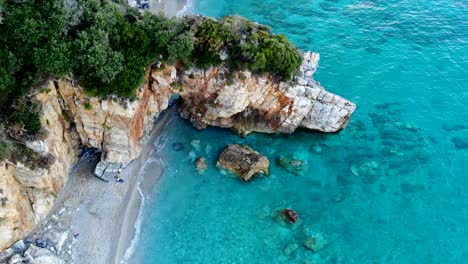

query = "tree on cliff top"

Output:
[[0, 0, 301, 138]]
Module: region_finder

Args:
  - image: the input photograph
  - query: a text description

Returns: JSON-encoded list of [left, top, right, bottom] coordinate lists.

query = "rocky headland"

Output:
[[0, 51, 355, 263]]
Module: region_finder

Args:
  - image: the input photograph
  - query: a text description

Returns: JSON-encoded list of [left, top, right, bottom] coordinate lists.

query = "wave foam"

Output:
[[121, 182, 146, 264], [176, 0, 194, 17]]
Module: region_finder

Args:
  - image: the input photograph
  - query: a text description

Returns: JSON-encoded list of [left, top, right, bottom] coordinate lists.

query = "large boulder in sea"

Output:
[[217, 144, 270, 181]]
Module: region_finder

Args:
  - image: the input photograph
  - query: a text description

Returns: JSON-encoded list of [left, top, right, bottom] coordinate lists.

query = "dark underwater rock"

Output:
[[442, 124, 468, 132], [280, 209, 299, 224], [451, 137, 468, 149], [172, 142, 184, 151], [400, 182, 425, 193], [277, 156, 308, 175]]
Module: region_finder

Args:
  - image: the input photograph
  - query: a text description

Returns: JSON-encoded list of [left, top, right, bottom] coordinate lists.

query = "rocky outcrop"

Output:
[[279, 209, 300, 224], [0, 162, 35, 252], [56, 67, 175, 181], [195, 157, 208, 173], [217, 144, 270, 181], [176, 52, 356, 135], [56, 73, 174, 164], [0, 241, 62, 264]]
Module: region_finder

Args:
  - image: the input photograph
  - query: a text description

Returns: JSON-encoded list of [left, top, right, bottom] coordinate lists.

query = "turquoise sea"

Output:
[[128, 0, 468, 263]]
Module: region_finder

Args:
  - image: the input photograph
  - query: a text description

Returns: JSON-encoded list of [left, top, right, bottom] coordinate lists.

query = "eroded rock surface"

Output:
[[177, 52, 356, 135], [217, 144, 270, 181], [0, 83, 80, 250]]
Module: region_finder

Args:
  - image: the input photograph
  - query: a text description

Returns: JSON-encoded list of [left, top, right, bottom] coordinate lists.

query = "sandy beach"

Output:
[[149, 0, 190, 16], [25, 107, 177, 264], [19, 2, 190, 263]]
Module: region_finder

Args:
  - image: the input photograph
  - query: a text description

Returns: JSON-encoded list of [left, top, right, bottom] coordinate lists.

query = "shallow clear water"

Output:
[[129, 0, 468, 263]]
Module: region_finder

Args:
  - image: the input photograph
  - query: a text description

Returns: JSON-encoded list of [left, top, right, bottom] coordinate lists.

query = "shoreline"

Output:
[[113, 107, 176, 264], [146, 0, 191, 16]]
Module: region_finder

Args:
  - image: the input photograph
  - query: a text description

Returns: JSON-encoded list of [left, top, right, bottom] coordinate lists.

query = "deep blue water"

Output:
[[128, 0, 468, 263]]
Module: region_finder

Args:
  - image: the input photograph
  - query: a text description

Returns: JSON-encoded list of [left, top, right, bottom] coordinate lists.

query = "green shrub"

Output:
[[171, 81, 185, 91], [188, 16, 302, 79], [0, 124, 13, 161], [84, 102, 93, 110], [8, 99, 42, 135], [102, 123, 112, 130]]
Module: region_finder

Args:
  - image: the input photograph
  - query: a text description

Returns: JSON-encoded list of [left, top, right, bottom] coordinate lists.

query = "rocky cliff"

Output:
[[0, 69, 175, 251], [177, 52, 355, 135], [0, 52, 355, 251]]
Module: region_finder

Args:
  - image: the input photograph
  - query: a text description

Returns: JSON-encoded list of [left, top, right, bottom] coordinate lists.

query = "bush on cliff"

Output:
[[0, 124, 13, 161], [0, 0, 71, 134], [188, 16, 302, 80]]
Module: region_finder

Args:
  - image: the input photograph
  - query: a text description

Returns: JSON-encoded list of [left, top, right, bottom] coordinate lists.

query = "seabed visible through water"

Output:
[[128, 0, 468, 263]]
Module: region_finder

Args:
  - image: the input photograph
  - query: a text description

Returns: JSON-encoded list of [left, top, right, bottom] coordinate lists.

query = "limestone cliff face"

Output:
[[0, 83, 80, 250], [56, 69, 174, 164], [0, 52, 355, 251], [160, 52, 356, 135]]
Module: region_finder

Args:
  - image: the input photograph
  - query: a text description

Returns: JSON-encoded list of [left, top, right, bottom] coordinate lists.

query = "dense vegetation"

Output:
[[189, 16, 302, 80], [0, 0, 301, 164]]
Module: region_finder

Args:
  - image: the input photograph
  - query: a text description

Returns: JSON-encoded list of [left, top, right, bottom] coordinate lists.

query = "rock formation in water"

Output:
[[0, 52, 355, 252], [280, 209, 300, 224], [277, 156, 309, 175], [177, 52, 356, 135], [196, 157, 208, 173], [217, 144, 270, 181]]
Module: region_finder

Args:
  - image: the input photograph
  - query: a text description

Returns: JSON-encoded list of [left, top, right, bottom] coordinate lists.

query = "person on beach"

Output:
[[115, 176, 125, 184]]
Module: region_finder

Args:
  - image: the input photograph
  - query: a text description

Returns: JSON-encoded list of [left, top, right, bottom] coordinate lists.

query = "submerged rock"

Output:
[[196, 157, 208, 173], [277, 156, 308, 175], [217, 144, 270, 181], [284, 243, 299, 256], [303, 233, 328, 252], [190, 140, 201, 151], [280, 209, 299, 224], [451, 137, 468, 149], [172, 142, 184, 151]]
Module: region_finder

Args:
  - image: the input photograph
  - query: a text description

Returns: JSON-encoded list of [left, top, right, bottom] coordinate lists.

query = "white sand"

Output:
[[150, 0, 189, 16]]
